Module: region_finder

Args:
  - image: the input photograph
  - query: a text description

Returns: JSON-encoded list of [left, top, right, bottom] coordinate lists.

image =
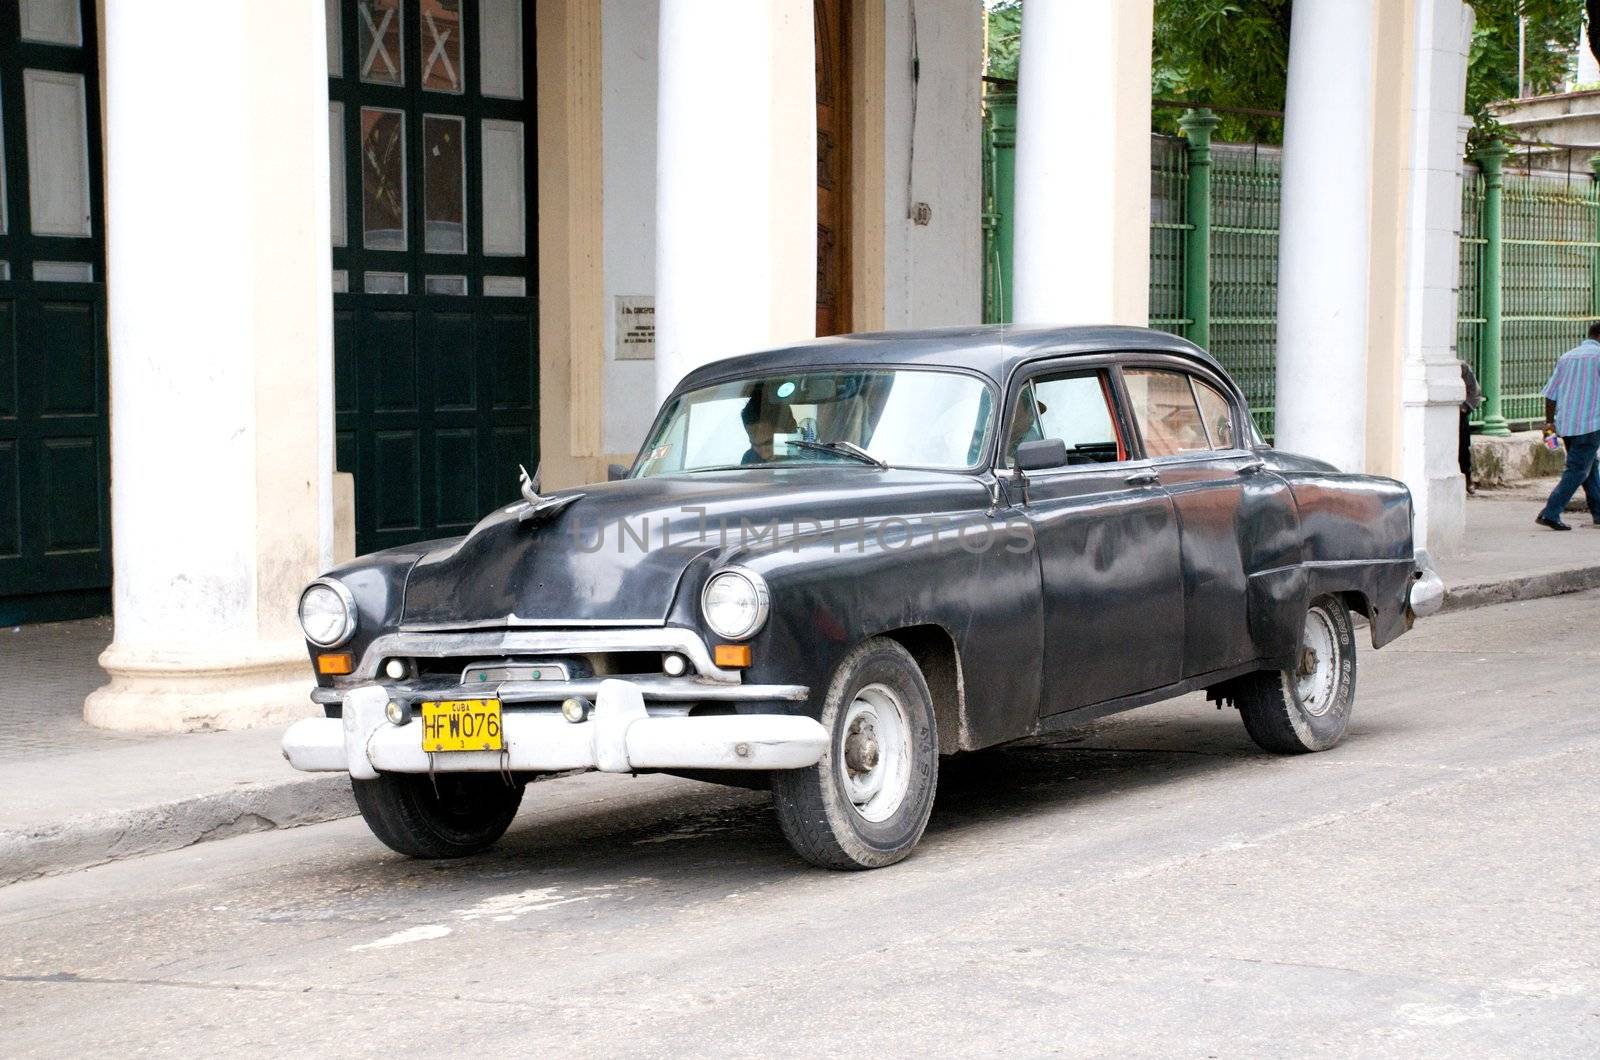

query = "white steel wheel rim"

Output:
[[1294, 608, 1341, 717], [839, 684, 911, 823]]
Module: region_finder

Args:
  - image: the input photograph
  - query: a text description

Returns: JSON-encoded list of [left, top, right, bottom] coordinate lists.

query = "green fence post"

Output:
[[988, 90, 1017, 324], [1178, 109, 1220, 349], [1478, 140, 1510, 437]]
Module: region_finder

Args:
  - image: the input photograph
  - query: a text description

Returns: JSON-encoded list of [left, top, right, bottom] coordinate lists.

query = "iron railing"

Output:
[[980, 81, 1600, 440]]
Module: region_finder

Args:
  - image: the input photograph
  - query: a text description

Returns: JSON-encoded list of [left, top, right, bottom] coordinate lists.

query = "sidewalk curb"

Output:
[[1441, 565, 1600, 614], [0, 775, 356, 889], [4, 565, 1596, 888]]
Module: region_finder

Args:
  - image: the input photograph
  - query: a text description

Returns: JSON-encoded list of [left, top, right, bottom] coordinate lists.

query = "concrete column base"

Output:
[[85, 644, 316, 733]]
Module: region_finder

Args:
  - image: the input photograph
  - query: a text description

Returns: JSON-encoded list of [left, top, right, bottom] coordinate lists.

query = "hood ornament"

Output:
[[515, 464, 583, 526]]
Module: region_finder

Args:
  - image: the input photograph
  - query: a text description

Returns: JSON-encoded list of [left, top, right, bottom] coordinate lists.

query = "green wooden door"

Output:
[[327, 0, 538, 556], [0, 0, 110, 625]]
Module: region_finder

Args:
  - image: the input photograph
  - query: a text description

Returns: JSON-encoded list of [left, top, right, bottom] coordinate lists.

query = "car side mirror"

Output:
[[607, 463, 629, 482], [1015, 438, 1069, 472]]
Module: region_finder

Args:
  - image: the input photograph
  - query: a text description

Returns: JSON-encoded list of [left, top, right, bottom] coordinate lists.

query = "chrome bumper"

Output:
[[282, 679, 827, 777], [1409, 549, 1446, 618]]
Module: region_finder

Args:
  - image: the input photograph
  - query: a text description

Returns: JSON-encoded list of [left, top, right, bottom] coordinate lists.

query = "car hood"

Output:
[[400, 467, 991, 627]]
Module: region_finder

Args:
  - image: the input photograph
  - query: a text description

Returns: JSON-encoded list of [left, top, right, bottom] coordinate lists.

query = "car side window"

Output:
[[1005, 370, 1125, 466], [1191, 378, 1237, 450], [1123, 368, 1211, 458]]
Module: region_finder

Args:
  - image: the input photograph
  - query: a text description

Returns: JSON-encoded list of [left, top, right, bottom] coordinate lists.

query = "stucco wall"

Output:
[[596, 0, 984, 458], [880, 0, 982, 329], [600, 0, 660, 457]]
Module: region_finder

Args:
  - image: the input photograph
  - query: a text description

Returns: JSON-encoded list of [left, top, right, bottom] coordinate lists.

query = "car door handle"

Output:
[[1124, 471, 1160, 487], [1237, 460, 1267, 476]]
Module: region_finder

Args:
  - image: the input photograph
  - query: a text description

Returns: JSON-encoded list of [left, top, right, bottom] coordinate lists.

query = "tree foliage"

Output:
[[1465, 0, 1581, 147], [983, 0, 1586, 149], [1151, 0, 1290, 142]]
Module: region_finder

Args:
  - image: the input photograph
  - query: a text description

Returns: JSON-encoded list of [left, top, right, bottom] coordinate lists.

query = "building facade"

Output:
[[0, 0, 1471, 731]]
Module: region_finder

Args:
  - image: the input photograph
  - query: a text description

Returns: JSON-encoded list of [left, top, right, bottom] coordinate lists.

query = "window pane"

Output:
[[1009, 372, 1121, 465], [1193, 380, 1237, 450], [421, 0, 464, 93], [23, 70, 90, 237], [20, 0, 82, 46], [329, 102, 347, 247], [332, 268, 349, 293], [360, 107, 407, 251], [0, 82, 7, 235], [364, 270, 408, 294], [1125, 369, 1211, 457], [423, 115, 466, 253], [325, 0, 343, 76], [425, 274, 467, 296], [358, 0, 404, 85], [481, 119, 525, 256], [480, 0, 524, 99], [34, 261, 92, 282], [483, 275, 526, 297]]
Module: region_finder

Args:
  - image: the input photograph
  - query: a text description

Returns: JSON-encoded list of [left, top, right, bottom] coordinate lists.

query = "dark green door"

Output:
[[0, 0, 110, 625], [328, 0, 538, 556]]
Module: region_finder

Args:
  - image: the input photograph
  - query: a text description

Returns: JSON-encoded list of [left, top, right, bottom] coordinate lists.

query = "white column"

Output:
[[87, 0, 334, 731], [1402, 1, 1476, 556], [1012, 0, 1153, 326], [1274, 0, 1376, 471], [654, 0, 816, 403]]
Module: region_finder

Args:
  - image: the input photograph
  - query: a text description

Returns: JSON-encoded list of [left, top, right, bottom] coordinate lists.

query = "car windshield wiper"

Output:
[[786, 439, 889, 469]]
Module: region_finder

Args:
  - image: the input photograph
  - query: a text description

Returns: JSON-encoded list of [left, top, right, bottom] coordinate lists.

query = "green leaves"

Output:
[[982, 0, 1583, 149]]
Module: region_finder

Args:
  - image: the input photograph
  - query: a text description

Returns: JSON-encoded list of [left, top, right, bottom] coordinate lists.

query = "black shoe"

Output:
[[1536, 515, 1572, 531]]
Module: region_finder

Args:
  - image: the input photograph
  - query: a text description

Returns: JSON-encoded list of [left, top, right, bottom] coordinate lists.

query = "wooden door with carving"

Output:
[[814, 0, 851, 336]]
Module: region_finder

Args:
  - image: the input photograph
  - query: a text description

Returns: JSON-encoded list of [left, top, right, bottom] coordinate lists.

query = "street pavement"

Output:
[[2, 591, 1598, 1057]]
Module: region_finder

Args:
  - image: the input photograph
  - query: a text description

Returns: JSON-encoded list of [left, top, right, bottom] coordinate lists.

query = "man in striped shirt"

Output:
[[1536, 322, 1600, 530]]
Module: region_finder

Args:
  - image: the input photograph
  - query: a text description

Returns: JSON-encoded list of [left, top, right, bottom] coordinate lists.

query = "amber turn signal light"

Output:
[[713, 644, 752, 669], [316, 652, 355, 676]]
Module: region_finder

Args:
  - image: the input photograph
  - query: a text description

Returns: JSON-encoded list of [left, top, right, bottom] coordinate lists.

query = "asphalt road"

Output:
[[3, 592, 1599, 1057]]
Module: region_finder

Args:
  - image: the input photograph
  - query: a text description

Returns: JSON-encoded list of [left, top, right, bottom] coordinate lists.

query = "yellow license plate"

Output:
[[420, 699, 504, 753]]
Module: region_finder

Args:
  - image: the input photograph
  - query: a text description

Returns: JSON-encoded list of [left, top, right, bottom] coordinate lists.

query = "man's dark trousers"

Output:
[[1540, 429, 1600, 523]]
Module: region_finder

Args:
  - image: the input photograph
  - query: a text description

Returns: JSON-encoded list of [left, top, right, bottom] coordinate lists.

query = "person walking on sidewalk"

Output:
[[1460, 359, 1483, 495], [1535, 322, 1600, 531]]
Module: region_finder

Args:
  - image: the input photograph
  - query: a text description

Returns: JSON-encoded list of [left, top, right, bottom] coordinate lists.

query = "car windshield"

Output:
[[632, 368, 994, 477]]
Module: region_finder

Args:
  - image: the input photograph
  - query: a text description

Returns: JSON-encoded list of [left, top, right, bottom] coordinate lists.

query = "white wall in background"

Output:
[[882, 0, 982, 329], [601, 0, 660, 457]]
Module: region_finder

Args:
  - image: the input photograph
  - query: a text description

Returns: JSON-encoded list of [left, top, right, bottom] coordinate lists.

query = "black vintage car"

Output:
[[284, 325, 1443, 870]]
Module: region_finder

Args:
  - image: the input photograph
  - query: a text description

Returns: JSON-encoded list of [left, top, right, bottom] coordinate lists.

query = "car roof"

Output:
[[675, 324, 1231, 394]]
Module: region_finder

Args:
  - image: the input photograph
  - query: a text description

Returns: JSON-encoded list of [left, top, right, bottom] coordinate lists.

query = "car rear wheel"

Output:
[[1234, 595, 1358, 754], [352, 773, 524, 858], [771, 637, 939, 870]]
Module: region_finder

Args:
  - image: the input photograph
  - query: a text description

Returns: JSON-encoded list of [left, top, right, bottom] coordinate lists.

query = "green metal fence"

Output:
[[981, 85, 1600, 439]]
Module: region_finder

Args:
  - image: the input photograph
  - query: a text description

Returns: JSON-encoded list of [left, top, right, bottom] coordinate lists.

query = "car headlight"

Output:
[[701, 568, 770, 641], [298, 578, 356, 648]]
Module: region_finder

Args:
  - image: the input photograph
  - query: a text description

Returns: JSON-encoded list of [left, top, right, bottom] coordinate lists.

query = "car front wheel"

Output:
[[1234, 594, 1358, 754], [771, 638, 939, 870], [352, 773, 524, 858]]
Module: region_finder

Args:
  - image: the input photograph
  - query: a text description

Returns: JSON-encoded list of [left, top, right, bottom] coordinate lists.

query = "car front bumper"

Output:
[[1408, 549, 1446, 618], [282, 679, 827, 778]]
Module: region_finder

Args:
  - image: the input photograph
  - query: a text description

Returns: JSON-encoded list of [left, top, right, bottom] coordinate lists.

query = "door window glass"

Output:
[[360, 106, 407, 251], [326, 0, 343, 76], [358, 0, 404, 85], [20, 0, 82, 46], [1192, 379, 1238, 450], [420, 0, 464, 93], [481, 118, 525, 256], [423, 114, 466, 253], [1006, 370, 1123, 466], [1125, 368, 1210, 457], [328, 102, 347, 247], [479, 0, 524, 99], [23, 69, 90, 237]]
